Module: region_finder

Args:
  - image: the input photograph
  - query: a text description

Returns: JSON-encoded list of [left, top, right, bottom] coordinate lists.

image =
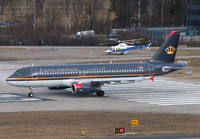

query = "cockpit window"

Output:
[[13, 71, 22, 76]]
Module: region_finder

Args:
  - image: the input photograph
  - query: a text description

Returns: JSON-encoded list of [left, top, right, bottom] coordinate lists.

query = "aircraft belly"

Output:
[[7, 80, 73, 88]]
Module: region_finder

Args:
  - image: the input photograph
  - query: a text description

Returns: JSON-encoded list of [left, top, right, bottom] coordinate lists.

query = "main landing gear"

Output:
[[28, 87, 34, 97], [96, 90, 105, 96]]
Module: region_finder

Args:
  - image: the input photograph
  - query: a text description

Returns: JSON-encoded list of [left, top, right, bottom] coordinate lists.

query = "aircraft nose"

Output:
[[6, 76, 14, 85], [6, 76, 11, 83], [6, 76, 11, 81]]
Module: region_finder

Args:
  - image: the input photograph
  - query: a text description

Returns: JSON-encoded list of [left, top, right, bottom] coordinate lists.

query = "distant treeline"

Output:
[[0, 0, 187, 46]]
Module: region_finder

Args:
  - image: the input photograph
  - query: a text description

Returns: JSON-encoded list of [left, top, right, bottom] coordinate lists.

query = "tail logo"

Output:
[[165, 45, 176, 55]]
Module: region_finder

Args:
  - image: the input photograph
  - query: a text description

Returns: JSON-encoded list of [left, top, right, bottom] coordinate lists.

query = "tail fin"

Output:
[[150, 31, 180, 63], [139, 39, 151, 50], [145, 39, 151, 50], [145, 39, 151, 47]]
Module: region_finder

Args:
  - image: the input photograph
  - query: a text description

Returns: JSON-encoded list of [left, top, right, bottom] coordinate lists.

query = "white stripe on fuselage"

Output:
[[6, 76, 151, 88], [6, 79, 74, 88]]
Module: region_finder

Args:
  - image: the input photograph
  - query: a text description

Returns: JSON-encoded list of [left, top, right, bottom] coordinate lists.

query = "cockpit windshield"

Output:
[[13, 71, 22, 76], [10, 67, 32, 77], [12, 71, 22, 76], [109, 48, 114, 51]]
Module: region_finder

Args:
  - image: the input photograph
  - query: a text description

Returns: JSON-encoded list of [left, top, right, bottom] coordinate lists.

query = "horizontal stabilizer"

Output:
[[162, 66, 183, 72], [177, 61, 188, 66]]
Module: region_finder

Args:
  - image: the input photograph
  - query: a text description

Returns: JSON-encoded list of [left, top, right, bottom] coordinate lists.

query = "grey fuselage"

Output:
[[6, 31, 183, 96], [6, 61, 183, 87]]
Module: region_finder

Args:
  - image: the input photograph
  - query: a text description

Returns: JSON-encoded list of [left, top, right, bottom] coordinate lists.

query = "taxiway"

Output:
[[0, 46, 200, 114]]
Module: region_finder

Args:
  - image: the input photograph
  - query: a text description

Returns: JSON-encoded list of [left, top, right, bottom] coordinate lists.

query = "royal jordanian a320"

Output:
[[6, 31, 187, 97]]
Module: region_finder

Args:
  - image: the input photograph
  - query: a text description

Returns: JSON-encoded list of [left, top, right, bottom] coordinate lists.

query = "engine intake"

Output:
[[72, 83, 100, 95]]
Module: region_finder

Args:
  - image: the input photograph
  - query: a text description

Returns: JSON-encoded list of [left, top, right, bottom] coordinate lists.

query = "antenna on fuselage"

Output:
[[31, 57, 35, 66]]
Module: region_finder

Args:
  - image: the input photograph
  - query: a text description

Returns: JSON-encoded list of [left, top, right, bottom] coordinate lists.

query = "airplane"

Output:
[[105, 39, 151, 55], [6, 31, 186, 97]]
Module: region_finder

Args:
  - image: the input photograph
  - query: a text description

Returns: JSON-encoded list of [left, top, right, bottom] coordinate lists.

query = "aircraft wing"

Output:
[[73, 76, 154, 85]]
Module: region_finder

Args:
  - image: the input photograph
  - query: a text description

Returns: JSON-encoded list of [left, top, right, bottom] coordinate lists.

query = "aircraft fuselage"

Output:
[[6, 31, 184, 97], [6, 61, 183, 88]]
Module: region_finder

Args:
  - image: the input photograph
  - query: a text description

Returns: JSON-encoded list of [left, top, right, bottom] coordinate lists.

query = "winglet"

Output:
[[150, 76, 155, 81]]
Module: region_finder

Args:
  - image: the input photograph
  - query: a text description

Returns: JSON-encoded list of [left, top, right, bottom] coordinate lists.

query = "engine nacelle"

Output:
[[72, 83, 100, 95], [48, 87, 67, 90]]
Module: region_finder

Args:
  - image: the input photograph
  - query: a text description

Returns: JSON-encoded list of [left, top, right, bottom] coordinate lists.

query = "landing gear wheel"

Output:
[[28, 87, 34, 97], [96, 90, 105, 96], [28, 92, 34, 97]]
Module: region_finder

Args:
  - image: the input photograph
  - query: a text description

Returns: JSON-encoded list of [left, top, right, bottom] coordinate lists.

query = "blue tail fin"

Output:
[[145, 39, 151, 47]]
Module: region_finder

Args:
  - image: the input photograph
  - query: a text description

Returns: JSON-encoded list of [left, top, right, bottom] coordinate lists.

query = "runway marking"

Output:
[[0, 93, 53, 103], [103, 78, 200, 106], [0, 67, 22, 70], [113, 92, 200, 106]]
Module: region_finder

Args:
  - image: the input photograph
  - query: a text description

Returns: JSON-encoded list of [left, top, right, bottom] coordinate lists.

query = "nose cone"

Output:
[[6, 76, 12, 85], [6, 75, 11, 81], [105, 50, 110, 53], [6, 75, 17, 86]]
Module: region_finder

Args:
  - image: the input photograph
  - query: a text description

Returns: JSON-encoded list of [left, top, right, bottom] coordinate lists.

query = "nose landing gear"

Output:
[[28, 87, 34, 97]]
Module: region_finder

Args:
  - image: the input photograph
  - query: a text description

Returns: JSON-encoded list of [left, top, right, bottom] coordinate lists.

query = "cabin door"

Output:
[[31, 68, 38, 80], [148, 64, 154, 75]]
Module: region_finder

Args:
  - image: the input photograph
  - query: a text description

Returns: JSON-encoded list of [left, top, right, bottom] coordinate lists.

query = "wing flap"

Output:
[[90, 77, 151, 85]]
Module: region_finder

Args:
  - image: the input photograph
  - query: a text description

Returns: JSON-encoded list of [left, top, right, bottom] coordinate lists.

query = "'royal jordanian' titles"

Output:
[[6, 31, 186, 97]]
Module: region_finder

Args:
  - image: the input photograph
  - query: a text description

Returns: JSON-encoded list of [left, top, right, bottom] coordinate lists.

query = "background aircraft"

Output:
[[6, 31, 186, 97], [105, 39, 151, 55]]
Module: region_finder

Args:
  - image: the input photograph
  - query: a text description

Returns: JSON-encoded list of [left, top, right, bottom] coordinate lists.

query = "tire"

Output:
[[28, 92, 34, 97], [96, 90, 105, 96]]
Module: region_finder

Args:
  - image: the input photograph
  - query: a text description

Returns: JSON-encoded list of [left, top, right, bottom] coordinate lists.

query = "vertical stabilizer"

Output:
[[150, 31, 180, 63]]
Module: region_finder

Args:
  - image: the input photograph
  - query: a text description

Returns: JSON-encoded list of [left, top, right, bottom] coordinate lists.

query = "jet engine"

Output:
[[71, 83, 101, 95]]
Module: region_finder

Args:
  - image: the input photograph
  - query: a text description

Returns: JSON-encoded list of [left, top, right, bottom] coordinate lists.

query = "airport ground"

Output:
[[1, 46, 200, 138], [1, 112, 200, 139]]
